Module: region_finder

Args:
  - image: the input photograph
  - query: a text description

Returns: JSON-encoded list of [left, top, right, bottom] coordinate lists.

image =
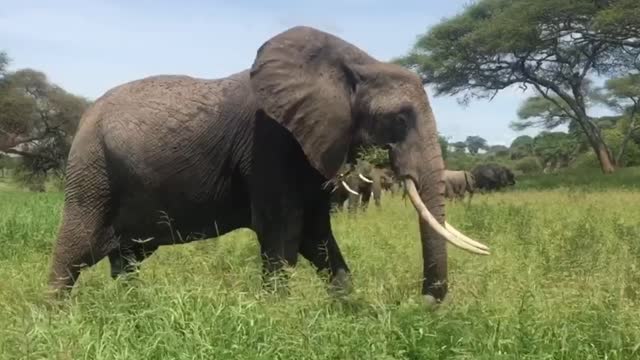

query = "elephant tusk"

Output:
[[404, 179, 490, 255], [358, 173, 374, 183], [341, 181, 359, 195], [444, 222, 489, 251]]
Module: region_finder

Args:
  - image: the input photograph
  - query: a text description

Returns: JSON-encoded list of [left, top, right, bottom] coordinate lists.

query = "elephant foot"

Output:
[[327, 269, 353, 298], [423, 293, 452, 311], [112, 273, 144, 291], [423, 294, 439, 309], [42, 284, 74, 311]]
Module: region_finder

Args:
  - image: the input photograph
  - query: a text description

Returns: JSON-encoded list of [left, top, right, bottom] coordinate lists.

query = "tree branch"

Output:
[[0, 132, 49, 152]]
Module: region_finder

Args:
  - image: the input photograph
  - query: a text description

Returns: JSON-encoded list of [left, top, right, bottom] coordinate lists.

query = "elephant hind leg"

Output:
[[48, 206, 118, 296]]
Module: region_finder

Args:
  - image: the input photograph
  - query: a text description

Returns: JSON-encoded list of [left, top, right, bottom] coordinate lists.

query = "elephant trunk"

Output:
[[392, 105, 489, 302], [415, 154, 449, 301]]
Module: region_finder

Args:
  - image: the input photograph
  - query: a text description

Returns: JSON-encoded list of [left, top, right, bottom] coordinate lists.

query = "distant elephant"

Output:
[[47, 26, 490, 304], [471, 163, 516, 192], [372, 165, 399, 195], [329, 161, 379, 212], [443, 170, 475, 200]]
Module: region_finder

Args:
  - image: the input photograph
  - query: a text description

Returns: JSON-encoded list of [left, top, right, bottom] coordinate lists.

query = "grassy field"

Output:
[[516, 166, 640, 191], [1, 180, 640, 359]]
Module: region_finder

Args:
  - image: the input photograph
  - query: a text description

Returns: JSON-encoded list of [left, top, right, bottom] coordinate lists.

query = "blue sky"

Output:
[[1, 0, 544, 145]]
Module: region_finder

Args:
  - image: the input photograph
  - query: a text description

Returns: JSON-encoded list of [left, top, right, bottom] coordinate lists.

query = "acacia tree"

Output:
[[0, 67, 90, 178], [532, 131, 579, 169], [397, 0, 639, 173], [593, 0, 640, 50], [465, 135, 487, 154], [0, 52, 7, 75], [509, 135, 534, 159], [451, 141, 467, 153], [487, 144, 509, 157], [597, 74, 640, 165]]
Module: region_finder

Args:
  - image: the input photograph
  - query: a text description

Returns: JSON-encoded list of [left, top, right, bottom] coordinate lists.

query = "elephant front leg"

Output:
[[360, 188, 372, 211], [108, 242, 158, 280], [299, 197, 352, 296], [252, 203, 304, 294]]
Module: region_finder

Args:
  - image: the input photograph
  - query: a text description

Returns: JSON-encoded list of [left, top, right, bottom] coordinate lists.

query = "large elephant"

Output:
[[471, 163, 516, 192], [443, 170, 475, 201], [47, 26, 490, 304]]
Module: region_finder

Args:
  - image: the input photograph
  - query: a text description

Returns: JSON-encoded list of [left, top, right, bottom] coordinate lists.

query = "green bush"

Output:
[[570, 151, 600, 170], [603, 128, 640, 167], [357, 146, 389, 167], [514, 156, 542, 174]]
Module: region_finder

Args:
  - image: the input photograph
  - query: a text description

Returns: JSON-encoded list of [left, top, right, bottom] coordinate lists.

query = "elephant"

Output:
[[372, 165, 399, 194], [470, 163, 516, 192], [46, 26, 490, 304], [443, 170, 475, 201], [329, 161, 380, 212], [328, 163, 359, 211]]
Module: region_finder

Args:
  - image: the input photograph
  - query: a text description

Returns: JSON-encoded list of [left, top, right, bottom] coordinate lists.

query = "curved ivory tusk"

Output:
[[404, 179, 490, 255], [341, 181, 359, 195], [445, 221, 489, 251], [358, 173, 374, 183]]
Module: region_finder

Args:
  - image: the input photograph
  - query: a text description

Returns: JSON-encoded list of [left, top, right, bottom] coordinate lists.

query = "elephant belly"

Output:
[[112, 183, 252, 247]]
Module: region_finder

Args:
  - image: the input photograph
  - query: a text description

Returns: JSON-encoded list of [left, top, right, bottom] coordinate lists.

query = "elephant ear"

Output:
[[249, 26, 376, 178]]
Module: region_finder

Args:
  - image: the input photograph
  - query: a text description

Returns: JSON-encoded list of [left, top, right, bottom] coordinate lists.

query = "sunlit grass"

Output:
[[1, 187, 640, 359]]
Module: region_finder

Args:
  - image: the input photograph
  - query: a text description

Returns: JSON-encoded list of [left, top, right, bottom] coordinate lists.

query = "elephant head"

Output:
[[328, 161, 376, 212], [250, 26, 489, 302], [502, 167, 516, 186]]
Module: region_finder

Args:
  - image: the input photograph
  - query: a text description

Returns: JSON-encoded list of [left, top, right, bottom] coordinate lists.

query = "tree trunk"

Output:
[[576, 115, 616, 174], [595, 142, 616, 173], [615, 111, 638, 167]]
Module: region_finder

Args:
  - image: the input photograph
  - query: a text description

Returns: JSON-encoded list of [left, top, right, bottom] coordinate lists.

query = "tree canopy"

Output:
[[465, 135, 487, 154], [0, 64, 90, 183], [397, 0, 640, 173]]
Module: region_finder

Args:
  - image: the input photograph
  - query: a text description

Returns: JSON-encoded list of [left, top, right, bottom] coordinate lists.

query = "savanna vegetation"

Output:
[[1, 171, 640, 358], [397, 0, 640, 174], [1, 0, 640, 358]]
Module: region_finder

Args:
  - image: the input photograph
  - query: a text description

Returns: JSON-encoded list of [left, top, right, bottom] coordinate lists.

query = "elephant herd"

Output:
[[329, 160, 518, 208], [328, 160, 399, 212], [45, 26, 507, 306], [443, 163, 516, 201]]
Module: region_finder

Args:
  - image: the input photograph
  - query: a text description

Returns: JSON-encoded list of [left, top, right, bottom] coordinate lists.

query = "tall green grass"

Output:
[[516, 166, 640, 191], [1, 188, 640, 359]]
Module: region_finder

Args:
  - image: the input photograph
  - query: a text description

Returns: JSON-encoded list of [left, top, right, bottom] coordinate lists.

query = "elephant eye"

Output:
[[388, 113, 408, 143]]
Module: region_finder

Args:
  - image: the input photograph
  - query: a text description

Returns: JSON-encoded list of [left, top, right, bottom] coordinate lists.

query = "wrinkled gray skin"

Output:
[[48, 26, 452, 302], [443, 170, 475, 201]]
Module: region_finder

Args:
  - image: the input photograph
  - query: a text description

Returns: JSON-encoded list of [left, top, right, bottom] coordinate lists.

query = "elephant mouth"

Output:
[[402, 178, 490, 255]]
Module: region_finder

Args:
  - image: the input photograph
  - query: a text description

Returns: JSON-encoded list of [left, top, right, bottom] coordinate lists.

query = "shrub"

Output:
[[514, 156, 542, 174], [357, 146, 389, 167], [570, 152, 600, 170], [603, 128, 640, 167]]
